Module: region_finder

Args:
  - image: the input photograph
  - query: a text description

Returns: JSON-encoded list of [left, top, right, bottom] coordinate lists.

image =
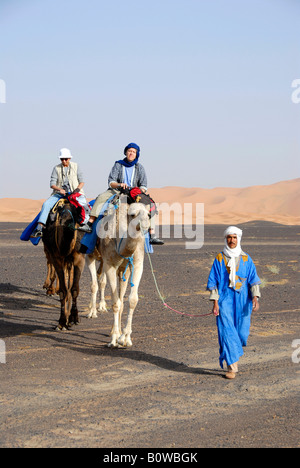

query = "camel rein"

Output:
[[53, 200, 76, 250], [115, 236, 135, 288], [114, 215, 213, 318], [143, 233, 213, 319]]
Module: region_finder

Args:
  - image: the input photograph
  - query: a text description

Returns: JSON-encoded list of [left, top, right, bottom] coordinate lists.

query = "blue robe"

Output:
[[207, 252, 261, 368]]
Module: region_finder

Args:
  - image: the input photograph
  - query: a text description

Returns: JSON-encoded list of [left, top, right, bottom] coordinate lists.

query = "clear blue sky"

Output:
[[0, 0, 299, 199]]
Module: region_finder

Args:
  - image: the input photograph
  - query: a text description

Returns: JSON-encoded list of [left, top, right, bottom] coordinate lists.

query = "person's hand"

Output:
[[252, 297, 259, 312], [119, 183, 128, 190], [59, 189, 66, 196], [212, 300, 219, 316]]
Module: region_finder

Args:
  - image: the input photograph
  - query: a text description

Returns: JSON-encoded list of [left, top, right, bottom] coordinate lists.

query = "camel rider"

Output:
[[30, 148, 90, 238], [79, 142, 164, 245]]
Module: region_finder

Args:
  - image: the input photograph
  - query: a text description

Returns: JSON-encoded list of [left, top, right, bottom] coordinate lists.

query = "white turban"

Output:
[[223, 226, 243, 288]]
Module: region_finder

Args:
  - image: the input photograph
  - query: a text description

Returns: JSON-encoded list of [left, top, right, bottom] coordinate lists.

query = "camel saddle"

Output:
[[120, 187, 157, 218]]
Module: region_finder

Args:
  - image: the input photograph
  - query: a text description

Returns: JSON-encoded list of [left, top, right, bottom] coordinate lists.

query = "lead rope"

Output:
[[144, 234, 213, 318], [115, 236, 135, 287]]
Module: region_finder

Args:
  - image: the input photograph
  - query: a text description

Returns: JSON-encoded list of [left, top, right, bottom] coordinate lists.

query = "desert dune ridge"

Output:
[[0, 178, 299, 225]]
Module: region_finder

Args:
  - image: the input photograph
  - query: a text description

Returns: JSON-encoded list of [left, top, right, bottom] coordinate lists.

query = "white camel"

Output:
[[86, 195, 150, 348]]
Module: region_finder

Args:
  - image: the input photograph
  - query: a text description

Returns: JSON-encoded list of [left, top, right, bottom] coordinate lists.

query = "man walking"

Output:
[[207, 226, 261, 379]]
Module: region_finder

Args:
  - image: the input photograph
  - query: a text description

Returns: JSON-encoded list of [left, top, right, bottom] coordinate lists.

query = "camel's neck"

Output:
[[116, 233, 142, 258], [110, 201, 146, 259]]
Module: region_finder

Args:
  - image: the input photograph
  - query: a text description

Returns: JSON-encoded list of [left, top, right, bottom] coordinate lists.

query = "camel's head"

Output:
[[49, 200, 78, 230], [127, 202, 150, 237]]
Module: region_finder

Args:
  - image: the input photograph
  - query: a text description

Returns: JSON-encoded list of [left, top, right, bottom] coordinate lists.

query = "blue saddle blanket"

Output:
[[20, 213, 42, 245]]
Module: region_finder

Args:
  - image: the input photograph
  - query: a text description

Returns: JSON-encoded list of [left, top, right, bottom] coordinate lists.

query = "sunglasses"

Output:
[[60, 158, 70, 161]]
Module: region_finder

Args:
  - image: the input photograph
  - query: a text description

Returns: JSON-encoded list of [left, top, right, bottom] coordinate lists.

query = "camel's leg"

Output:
[[56, 267, 70, 331], [118, 260, 144, 348], [98, 268, 108, 313], [106, 265, 121, 348], [53, 260, 73, 330], [86, 255, 99, 318], [70, 266, 80, 325], [108, 268, 129, 337], [116, 268, 129, 336], [43, 261, 51, 290], [55, 275, 60, 295], [70, 252, 85, 324], [64, 265, 73, 327], [43, 261, 57, 296]]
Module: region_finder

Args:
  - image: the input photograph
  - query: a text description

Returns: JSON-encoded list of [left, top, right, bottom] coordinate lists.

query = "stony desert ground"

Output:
[[0, 221, 299, 448]]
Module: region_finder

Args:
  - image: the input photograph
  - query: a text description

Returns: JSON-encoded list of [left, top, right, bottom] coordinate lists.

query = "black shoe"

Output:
[[30, 228, 43, 238], [150, 236, 164, 245], [79, 244, 88, 254], [78, 223, 93, 233]]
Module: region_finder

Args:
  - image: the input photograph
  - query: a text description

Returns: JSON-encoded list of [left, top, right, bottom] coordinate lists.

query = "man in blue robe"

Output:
[[207, 226, 261, 379]]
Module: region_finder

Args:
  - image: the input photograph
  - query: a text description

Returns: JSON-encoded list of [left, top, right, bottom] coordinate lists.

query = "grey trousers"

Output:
[[90, 189, 117, 218]]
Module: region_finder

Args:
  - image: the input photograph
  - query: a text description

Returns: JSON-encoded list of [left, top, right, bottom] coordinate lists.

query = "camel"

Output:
[[42, 198, 85, 330], [86, 195, 150, 347]]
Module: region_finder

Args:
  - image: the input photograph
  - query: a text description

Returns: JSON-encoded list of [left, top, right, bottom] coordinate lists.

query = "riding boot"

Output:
[[150, 235, 164, 245], [78, 221, 93, 233], [30, 225, 44, 238]]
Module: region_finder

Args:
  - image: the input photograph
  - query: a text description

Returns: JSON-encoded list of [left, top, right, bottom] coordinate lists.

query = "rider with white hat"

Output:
[[31, 148, 88, 238]]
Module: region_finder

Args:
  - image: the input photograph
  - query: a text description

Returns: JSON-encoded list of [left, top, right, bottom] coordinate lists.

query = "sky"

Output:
[[0, 0, 299, 199]]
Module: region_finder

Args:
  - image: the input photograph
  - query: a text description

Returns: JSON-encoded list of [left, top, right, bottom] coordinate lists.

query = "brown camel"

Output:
[[86, 195, 150, 347], [42, 199, 85, 330]]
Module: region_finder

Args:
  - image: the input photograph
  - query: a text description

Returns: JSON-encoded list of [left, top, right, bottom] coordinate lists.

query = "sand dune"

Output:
[[0, 178, 299, 225], [150, 178, 300, 225]]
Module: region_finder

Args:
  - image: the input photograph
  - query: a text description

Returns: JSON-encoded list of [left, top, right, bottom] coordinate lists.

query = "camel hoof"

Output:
[[55, 325, 68, 332], [46, 288, 55, 296], [107, 342, 115, 348], [118, 335, 125, 347], [107, 341, 122, 349], [86, 311, 98, 319], [118, 334, 132, 348], [98, 303, 108, 313]]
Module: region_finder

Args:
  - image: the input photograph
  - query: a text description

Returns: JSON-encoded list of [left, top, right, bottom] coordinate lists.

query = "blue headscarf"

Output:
[[116, 142, 140, 167]]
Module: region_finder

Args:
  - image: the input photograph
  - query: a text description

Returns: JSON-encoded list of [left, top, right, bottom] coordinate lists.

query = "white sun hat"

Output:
[[59, 148, 73, 159]]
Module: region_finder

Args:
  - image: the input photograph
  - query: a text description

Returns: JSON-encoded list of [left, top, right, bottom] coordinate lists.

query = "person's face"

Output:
[[226, 234, 238, 249], [126, 148, 137, 162], [60, 158, 71, 167]]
